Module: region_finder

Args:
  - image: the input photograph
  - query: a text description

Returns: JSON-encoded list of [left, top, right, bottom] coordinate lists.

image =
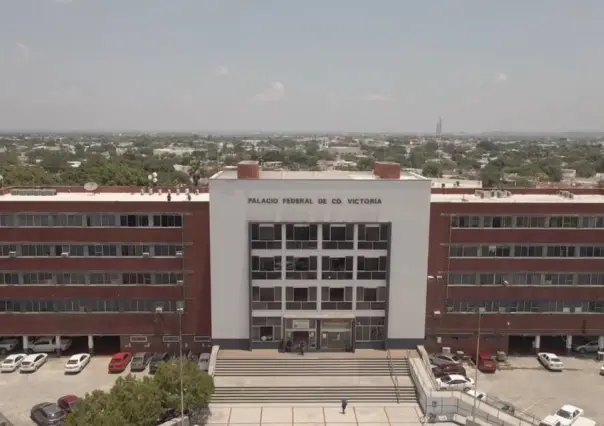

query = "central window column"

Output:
[[317, 224, 323, 311]]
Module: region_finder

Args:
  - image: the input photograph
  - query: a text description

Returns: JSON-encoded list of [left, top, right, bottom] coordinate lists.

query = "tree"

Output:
[[422, 162, 442, 178], [154, 359, 214, 413], [65, 375, 164, 426]]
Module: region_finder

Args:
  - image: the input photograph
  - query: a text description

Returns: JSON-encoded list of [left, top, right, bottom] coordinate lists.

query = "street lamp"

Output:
[[176, 301, 185, 425], [471, 307, 486, 420], [148, 172, 158, 188]]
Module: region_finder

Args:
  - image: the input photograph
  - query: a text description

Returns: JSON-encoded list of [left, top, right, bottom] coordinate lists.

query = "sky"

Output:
[[0, 0, 603, 133]]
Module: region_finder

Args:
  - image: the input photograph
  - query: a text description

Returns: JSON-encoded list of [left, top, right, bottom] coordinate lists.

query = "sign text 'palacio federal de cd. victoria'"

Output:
[[248, 197, 382, 205]]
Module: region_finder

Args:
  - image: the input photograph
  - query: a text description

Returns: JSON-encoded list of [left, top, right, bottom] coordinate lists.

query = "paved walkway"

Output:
[[218, 350, 414, 359], [201, 404, 434, 425]]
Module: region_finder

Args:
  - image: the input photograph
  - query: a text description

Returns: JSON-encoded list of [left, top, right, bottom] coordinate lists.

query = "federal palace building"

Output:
[[1, 160, 604, 355]]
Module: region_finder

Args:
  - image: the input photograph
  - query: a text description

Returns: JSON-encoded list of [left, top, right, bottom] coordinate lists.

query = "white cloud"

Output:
[[215, 66, 229, 76], [254, 82, 285, 103], [496, 72, 508, 82], [15, 42, 30, 59], [365, 93, 393, 102]]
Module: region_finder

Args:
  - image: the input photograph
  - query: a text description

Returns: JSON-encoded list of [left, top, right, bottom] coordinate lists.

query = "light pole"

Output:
[[176, 301, 185, 425], [148, 172, 158, 189], [471, 307, 485, 420]]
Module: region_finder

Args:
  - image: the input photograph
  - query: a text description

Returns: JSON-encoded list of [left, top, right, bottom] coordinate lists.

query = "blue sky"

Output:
[[0, 0, 603, 133]]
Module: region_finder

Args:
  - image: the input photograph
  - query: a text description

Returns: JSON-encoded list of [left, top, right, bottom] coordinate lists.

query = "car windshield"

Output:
[[441, 376, 452, 383], [2, 359, 13, 364], [550, 357, 561, 363], [555, 409, 572, 419], [67, 360, 78, 365], [110, 359, 121, 364], [21, 361, 31, 366], [451, 355, 461, 361], [132, 356, 143, 362]]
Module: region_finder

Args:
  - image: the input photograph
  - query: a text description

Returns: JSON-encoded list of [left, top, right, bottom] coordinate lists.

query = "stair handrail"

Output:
[[386, 343, 401, 404]]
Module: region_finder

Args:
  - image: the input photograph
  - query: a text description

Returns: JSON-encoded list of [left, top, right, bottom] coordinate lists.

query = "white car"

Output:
[[573, 340, 599, 354], [0, 338, 20, 354], [0, 353, 27, 372], [538, 352, 564, 371], [553, 405, 584, 426], [28, 337, 72, 353], [436, 374, 475, 390], [600, 364, 604, 375], [20, 353, 48, 372], [464, 388, 487, 400], [64, 353, 91, 374]]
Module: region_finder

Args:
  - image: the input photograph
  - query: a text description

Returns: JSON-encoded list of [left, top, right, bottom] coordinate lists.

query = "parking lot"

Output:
[[468, 355, 604, 424], [0, 355, 149, 426]]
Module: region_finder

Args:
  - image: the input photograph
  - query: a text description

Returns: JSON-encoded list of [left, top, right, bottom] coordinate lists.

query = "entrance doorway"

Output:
[[292, 331, 309, 350]]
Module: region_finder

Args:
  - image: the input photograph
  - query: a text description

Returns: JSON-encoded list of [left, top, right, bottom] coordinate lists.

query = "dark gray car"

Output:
[[30, 402, 66, 426], [130, 352, 151, 372], [148, 352, 169, 374]]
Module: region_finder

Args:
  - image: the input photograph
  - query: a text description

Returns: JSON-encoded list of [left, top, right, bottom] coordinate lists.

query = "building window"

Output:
[[86, 214, 117, 227], [322, 224, 354, 249], [445, 299, 604, 314], [582, 216, 604, 228], [321, 256, 353, 280], [321, 286, 353, 310], [0, 272, 19, 285], [448, 273, 476, 285], [120, 215, 150, 227], [56, 273, 87, 285], [123, 273, 153, 285], [87, 244, 118, 257], [251, 287, 282, 310], [448, 245, 478, 257], [357, 224, 389, 250], [153, 244, 182, 257], [579, 246, 604, 257], [356, 287, 386, 310], [285, 256, 317, 280], [285, 224, 318, 249], [0, 299, 178, 313], [481, 245, 512, 257], [285, 287, 317, 310], [89, 273, 120, 285], [154, 272, 183, 285], [250, 223, 282, 249], [548, 216, 579, 228], [544, 273, 575, 286], [152, 215, 183, 227], [515, 216, 546, 228], [0, 245, 16, 257], [514, 245, 544, 257], [251, 317, 282, 342], [355, 317, 385, 341], [357, 256, 387, 280], [483, 216, 513, 228], [251, 256, 282, 280], [546, 245, 575, 257], [22, 272, 53, 285], [451, 216, 480, 228], [0, 214, 15, 227]]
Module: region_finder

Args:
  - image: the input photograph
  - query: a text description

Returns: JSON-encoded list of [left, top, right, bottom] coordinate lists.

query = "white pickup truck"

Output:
[[27, 337, 72, 353], [540, 415, 596, 426], [0, 338, 20, 354]]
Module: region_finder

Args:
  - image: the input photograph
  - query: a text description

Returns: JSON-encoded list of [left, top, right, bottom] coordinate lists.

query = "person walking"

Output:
[[341, 398, 348, 414]]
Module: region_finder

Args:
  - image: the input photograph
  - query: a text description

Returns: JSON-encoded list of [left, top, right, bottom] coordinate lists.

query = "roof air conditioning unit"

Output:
[[490, 190, 497, 197], [574, 306, 582, 313], [8, 251, 17, 258], [61, 252, 70, 258], [142, 252, 151, 258], [176, 280, 184, 285], [562, 307, 571, 313], [480, 192, 486, 198], [175, 251, 183, 258]]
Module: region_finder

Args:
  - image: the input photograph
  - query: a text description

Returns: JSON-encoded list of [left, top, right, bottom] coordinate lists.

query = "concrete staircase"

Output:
[[211, 385, 417, 403], [214, 356, 410, 376], [212, 353, 417, 404]]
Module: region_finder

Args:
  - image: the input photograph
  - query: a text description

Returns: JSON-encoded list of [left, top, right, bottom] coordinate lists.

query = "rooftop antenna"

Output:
[[84, 181, 99, 195]]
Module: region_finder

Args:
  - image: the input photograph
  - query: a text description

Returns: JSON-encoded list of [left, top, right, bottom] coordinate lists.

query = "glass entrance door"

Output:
[[319, 319, 353, 351]]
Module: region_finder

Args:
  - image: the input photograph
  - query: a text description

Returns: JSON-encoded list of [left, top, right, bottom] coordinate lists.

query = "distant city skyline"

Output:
[[1, 0, 603, 133]]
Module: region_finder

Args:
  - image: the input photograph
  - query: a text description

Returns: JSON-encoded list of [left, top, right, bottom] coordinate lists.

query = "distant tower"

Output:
[[436, 116, 443, 136]]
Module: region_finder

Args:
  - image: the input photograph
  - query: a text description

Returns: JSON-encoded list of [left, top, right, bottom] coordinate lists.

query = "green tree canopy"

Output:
[[154, 359, 215, 412]]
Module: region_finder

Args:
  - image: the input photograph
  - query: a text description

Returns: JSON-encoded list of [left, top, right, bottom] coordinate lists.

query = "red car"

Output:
[[57, 395, 80, 413], [432, 363, 467, 378], [474, 353, 497, 373], [108, 352, 132, 373]]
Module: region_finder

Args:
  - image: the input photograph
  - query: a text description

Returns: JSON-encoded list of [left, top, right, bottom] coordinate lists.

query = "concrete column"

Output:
[[22, 336, 29, 352], [566, 335, 573, 354], [353, 224, 359, 250], [533, 335, 540, 353], [599, 336, 604, 351], [55, 336, 61, 355], [88, 335, 94, 355]]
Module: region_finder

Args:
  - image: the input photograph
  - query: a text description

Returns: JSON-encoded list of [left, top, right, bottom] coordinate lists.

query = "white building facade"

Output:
[[209, 161, 431, 351]]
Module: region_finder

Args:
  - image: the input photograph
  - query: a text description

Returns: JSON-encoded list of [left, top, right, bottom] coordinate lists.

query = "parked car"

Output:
[[149, 352, 169, 374], [130, 352, 152, 372], [573, 340, 599, 354], [64, 353, 91, 374], [538, 352, 564, 371], [430, 353, 463, 366], [57, 395, 80, 414], [0, 354, 26, 373], [0, 338, 19, 354], [553, 405, 584, 426], [30, 402, 66, 426], [20, 354, 48, 373], [431, 363, 466, 378], [435, 374, 475, 390], [464, 388, 487, 401], [27, 337, 72, 354], [197, 353, 211, 372], [473, 353, 497, 373], [155, 408, 189, 425], [108, 352, 132, 373]]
